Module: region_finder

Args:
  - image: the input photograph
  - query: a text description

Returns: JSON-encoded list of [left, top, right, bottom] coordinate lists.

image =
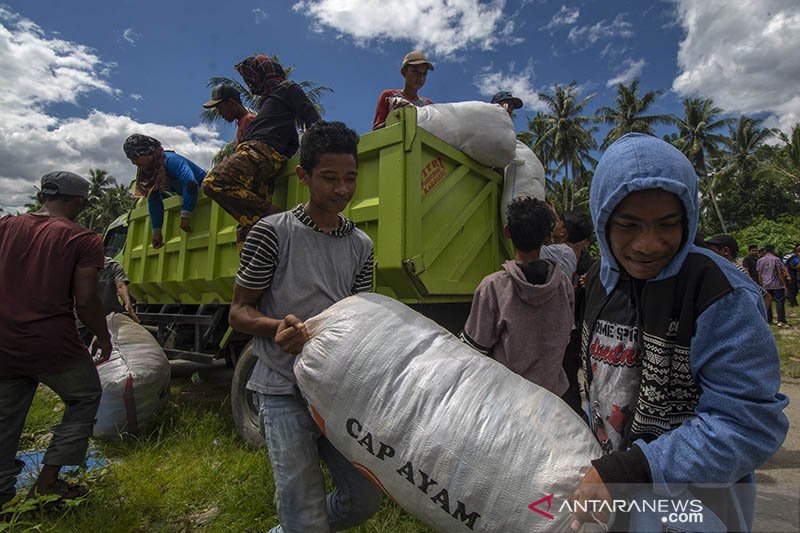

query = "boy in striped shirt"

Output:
[[229, 121, 379, 532]]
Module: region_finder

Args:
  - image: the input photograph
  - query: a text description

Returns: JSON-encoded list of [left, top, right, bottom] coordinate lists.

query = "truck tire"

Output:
[[231, 342, 264, 448]]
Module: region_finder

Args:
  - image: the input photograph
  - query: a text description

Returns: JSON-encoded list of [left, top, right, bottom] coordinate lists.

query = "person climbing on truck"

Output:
[[202, 83, 255, 145], [228, 120, 381, 531], [491, 90, 523, 118], [202, 54, 321, 248], [123, 134, 207, 249], [372, 50, 434, 130], [461, 196, 574, 397]]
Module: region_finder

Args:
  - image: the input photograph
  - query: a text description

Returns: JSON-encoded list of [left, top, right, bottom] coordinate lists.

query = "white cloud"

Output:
[[130, 93, 143, 101], [252, 8, 268, 24], [0, 8, 223, 214], [292, 0, 514, 57], [568, 14, 633, 48], [473, 62, 547, 112], [543, 6, 580, 29], [606, 58, 645, 87], [672, 0, 800, 133], [122, 28, 139, 45]]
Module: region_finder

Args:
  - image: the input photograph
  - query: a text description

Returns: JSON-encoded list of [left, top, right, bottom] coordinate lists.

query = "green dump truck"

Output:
[[105, 107, 510, 446]]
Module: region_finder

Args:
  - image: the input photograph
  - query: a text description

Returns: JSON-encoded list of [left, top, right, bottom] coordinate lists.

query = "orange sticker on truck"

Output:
[[421, 158, 446, 194]]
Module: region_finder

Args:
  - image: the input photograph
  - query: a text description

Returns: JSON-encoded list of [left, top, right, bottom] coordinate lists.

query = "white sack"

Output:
[[501, 140, 547, 226], [295, 293, 603, 532], [416, 102, 516, 168], [94, 313, 170, 439]]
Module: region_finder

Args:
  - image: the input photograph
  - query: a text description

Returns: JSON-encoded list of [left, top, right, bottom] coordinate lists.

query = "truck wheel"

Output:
[[231, 341, 264, 448]]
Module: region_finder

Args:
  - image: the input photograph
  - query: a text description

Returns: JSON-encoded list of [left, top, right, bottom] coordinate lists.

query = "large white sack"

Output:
[[416, 102, 517, 168], [295, 293, 603, 532], [94, 313, 171, 439], [501, 140, 547, 226]]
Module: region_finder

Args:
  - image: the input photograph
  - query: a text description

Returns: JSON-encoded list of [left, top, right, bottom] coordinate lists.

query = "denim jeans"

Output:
[[766, 288, 787, 323], [256, 393, 382, 533], [0, 356, 102, 506]]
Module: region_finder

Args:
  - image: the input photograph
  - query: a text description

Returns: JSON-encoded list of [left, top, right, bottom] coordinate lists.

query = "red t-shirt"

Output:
[[236, 112, 257, 144], [0, 214, 104, 378], [372, 89, 433, 130]]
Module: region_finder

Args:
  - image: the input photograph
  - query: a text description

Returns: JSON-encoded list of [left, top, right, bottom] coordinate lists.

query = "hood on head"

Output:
[[589, 133, 699, 291]]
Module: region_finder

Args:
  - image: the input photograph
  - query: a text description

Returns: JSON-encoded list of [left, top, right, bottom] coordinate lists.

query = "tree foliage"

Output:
[[595, 80, 672, 150]]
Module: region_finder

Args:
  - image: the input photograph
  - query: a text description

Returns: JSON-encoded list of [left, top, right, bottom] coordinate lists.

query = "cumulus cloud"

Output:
[[473, 62, 546, 112], [292, 0, 514, 57], [568, 14, 633, 48], [672, 0, 800, 133], [0, 7, 223, 214], [606, 58, 645, 87], [543, 5, 580, 29], [252, 8, 268, 23], [122, 28, 139, 45]]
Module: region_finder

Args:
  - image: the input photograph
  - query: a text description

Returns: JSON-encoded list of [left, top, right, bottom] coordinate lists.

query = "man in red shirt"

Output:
[[203, 84, 256, 145], [0, 171, 111, 508], [372, 50, 434, 130]]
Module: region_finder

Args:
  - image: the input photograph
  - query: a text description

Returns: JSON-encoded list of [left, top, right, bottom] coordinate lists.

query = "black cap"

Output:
[[40, 171, 90, 197], [706, 234, 739, 257], [491, 90, 523, 109], [203, 84, 241, 108]]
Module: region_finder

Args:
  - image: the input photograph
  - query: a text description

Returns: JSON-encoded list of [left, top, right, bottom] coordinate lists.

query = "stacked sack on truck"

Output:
[[501, 141, 546, 226], [295, 293, 603, 532], [93, 313, 171, 439], [414, 102, 546, 226], [416, 102, 517, 168]]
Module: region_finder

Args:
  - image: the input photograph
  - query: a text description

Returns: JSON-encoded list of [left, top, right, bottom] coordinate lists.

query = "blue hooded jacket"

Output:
[[586, 134, 788, 530]]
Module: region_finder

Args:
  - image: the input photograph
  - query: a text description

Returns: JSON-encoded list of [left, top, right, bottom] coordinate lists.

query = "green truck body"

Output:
[[116, 107, 509, 308]]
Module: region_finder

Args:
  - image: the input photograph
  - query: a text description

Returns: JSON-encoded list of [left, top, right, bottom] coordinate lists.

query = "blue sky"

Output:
[[1, 0, 798, 213]]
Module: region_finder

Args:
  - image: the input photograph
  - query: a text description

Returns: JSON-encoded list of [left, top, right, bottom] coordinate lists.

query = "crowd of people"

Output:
[[0, 49, 790, 533]]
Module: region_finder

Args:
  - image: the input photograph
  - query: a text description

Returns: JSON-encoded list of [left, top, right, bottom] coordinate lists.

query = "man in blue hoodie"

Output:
[[570, 134, 788, 532]]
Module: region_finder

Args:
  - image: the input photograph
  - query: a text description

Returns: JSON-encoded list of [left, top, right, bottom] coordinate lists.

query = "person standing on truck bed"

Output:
[[228, 121, 380, 532], [202, 54, 321, 248], [123, 134, 207, 249], [372, 50, 434, 130], [0, 171, 111, 510], [202, 83, 256, 145]]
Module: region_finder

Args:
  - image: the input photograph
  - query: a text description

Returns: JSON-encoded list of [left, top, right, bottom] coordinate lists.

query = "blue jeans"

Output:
[[0, 356, 102, 506], [256, 393, 382, 533]]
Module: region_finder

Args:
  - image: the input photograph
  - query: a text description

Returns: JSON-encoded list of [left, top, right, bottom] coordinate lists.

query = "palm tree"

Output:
[[775, 123, 800, 181], [671, 98, 735, 231], [719, 117, 774, 180], [535, 82, 597, 210], [522, 111, 556, 177], [671, 98, 734, 177], [595, 80, 673, 150], [201, 54, 333, 163]]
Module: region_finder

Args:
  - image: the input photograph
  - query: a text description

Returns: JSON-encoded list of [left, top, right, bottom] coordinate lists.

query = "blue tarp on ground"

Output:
[[14, 450, 106, 491]]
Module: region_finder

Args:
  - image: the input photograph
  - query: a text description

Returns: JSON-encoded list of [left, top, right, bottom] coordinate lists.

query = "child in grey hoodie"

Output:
[[461, 197, 574, 395]]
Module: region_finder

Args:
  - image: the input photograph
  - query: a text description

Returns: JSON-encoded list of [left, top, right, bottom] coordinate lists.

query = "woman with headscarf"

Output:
[[201, 54, 321, 248], [123, 134, 207, 248]]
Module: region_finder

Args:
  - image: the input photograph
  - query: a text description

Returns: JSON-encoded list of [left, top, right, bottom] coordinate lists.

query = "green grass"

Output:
[[770, 304, 800, 378], [9, 368, 432, 532]]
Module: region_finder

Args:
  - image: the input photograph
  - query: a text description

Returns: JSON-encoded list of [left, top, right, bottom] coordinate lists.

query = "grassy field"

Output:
[[5, 306, 799, 532], [5, 365, 431, 532]]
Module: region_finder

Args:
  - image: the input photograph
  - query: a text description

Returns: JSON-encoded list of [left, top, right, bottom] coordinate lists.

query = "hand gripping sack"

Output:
[[294, 294, 603, 532], [94, 313, 171, 439], [416, 102, 517, 168], [501, 141, 547, 226]]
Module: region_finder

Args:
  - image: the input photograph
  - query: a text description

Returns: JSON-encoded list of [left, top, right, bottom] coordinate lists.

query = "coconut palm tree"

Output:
[[775, 123, 800, 181], [719, 117, 774, 180], [595, 80, 673, 150], [534, 82, 597, 210], [521, 111, 556, 177], [671, 98, 735, 231], [201, 54, 333, 164]]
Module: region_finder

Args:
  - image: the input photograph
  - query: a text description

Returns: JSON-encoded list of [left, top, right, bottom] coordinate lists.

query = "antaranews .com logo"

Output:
[[529, 493, 704, 526]]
